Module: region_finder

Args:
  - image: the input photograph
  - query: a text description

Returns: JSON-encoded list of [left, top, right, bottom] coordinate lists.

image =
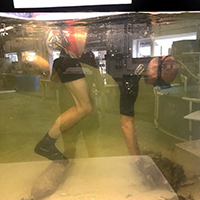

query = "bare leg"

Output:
[[48, 78, 93, 139], [35, 78, 93, 160], [121, 114, 140, 155]]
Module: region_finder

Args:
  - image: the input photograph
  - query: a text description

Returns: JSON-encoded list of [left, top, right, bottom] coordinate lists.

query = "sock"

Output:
[[34, 133, 68, 161]]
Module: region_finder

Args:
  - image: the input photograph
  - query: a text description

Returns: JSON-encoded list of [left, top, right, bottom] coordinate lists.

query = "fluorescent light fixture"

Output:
[[0, 26, 13, 33], [0, 12, 129, 21], [13, 0, 132, 8]]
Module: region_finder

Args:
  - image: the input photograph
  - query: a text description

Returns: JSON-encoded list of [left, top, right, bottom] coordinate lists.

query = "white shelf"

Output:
[[184, 110, 200, 121]]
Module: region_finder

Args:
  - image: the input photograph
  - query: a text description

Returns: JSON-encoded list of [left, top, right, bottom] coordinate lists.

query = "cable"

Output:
[[177, 60, 199, 79]]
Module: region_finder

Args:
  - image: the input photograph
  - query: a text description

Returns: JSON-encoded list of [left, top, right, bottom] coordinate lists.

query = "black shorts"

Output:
[[115, 75, 140, 117], [53, 56, 85, 83]]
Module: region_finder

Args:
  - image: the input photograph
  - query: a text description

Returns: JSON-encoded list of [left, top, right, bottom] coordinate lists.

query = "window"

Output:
[[133, 33, 197, 58], [5, 52, 18, 62], [133, 39, 152, 58], [154, 33, 197, 56], [22, 51, 36, 62]]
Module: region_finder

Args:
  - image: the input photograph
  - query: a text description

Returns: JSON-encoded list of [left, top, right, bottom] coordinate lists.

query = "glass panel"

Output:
[[0, 12, 200, 200]]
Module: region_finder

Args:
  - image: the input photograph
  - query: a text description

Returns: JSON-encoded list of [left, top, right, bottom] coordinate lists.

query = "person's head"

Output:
[[144, 55, 178, 86]]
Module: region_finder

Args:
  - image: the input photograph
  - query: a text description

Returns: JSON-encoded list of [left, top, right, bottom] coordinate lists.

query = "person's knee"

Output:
[[121, 120, 133, 131], [121, 115, 134, 131], [79, 101, 93, 117], [84, 102, 93, 115]]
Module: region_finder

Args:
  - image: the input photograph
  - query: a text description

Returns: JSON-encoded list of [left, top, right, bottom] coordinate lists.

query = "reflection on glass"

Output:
[[0, 12, 200, 200]]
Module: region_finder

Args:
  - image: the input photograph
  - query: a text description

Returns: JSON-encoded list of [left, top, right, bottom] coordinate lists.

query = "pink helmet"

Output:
[[46, 25, 88, 58]]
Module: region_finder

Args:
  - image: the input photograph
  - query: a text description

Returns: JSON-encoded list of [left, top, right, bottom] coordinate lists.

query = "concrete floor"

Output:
[[1, 80, 200, 199]]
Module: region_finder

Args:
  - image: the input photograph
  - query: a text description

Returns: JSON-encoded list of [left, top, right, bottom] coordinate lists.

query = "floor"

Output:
[[0, 80, 200, 199]]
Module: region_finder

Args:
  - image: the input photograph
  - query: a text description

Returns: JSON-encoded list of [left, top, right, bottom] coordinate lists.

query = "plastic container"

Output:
[[16, 75, 40, 91]]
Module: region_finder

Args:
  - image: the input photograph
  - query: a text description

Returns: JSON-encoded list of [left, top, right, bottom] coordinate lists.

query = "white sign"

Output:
[[13, 0, 132, 8]]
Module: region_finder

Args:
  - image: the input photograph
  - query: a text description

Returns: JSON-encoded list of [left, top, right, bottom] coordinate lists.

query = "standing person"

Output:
[[34, 27, 94, 161], [57, 51, 104, 158]]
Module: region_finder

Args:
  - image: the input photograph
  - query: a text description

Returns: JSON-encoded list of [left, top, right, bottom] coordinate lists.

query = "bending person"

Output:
[[113, 55, 178, 155]]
